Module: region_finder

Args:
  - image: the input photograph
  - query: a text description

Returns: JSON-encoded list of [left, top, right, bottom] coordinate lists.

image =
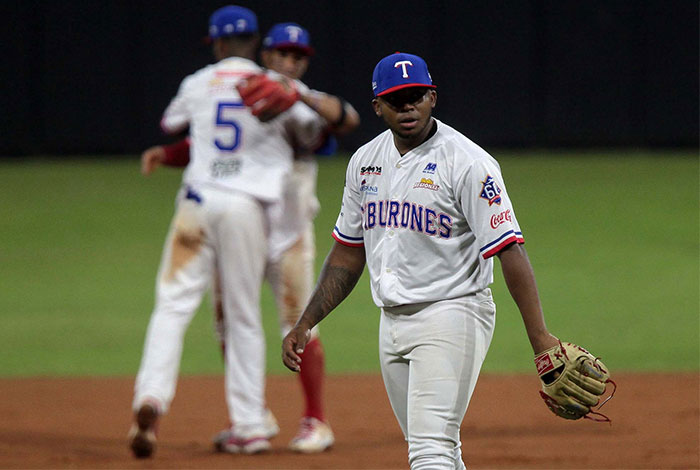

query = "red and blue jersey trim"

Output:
[[332, 226, 364, 247], [480, 230, 524, 259]]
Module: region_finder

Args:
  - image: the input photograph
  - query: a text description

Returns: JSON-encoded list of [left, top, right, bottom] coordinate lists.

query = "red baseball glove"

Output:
[[236, 73, 300, 122]]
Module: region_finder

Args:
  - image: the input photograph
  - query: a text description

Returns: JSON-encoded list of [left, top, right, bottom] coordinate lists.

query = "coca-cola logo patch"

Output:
[[490, 209, 512, 229]]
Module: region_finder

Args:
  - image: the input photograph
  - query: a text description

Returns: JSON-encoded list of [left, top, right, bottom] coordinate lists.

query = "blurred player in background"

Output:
[[138, 21, 360, 454], [283, 52, 560, 469], [129, 6, 337, 458]]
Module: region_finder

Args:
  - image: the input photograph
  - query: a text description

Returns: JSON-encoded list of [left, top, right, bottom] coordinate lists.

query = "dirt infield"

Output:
[[0, 373, 697, 469]]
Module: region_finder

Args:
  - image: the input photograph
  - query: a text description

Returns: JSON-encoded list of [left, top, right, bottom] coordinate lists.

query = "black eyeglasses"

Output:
[[380, 88, 429, 109]]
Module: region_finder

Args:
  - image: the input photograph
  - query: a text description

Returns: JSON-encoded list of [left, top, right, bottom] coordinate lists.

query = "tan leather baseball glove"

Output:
[[535, 341, 616, 422]]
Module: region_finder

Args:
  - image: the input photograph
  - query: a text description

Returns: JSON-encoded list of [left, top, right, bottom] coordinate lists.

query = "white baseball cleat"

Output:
[[212, 409, 279, 454], [215, 432, 272, 454], [288, 417, 335, 453]]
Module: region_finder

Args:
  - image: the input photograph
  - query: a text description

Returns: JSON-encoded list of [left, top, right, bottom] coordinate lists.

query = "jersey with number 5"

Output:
[[160, 57, 326, 203]]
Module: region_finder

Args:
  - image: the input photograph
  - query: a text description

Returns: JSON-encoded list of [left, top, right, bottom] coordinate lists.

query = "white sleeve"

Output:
[[292, 77, 310, 95], [332, 157, 364, 247], [160, 75, 194, 135], [263, 73, 327, 152], [457, 157, 524, 259], [284, 102, 329, 154]]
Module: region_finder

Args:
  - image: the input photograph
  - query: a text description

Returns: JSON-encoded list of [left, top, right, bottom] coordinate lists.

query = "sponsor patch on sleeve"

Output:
[[490, 209, 512, 229]]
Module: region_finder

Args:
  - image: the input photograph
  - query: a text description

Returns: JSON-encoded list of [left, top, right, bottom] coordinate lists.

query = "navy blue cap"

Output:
[[208, 5, 258, 39], [262, 22, 314, 56], [372, 52, 436, 97]]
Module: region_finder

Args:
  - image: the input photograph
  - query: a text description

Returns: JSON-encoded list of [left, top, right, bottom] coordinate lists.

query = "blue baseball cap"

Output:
[[262, 22, 314, 56], [372, 52, 436, 97], [208, 5, 258, 39]]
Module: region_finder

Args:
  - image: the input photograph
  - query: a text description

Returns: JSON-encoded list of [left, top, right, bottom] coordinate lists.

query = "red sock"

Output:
[[298, 337, 325, 422]]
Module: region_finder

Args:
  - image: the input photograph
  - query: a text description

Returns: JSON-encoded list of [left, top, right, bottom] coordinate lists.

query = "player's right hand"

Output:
[[282, 326, 311, 372], [141, 146, 166, 176]]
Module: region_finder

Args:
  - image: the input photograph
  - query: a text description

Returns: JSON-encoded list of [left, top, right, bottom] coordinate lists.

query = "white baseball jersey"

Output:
[[264, 82, 327, 261], [160, 57, 326, 203], [280, 80, 323, 224], [333, 118, 523, 308], [135, 57, 329, 431]]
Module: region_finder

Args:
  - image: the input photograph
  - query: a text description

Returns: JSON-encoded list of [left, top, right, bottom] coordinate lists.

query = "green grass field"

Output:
[[0, 150, 697, 377]]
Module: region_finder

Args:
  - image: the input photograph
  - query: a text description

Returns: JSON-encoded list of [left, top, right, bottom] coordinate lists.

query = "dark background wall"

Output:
[[1, 1, 697, 156]]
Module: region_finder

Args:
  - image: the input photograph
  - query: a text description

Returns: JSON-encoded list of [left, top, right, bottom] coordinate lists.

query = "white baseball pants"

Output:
[[133, 186, 269, 432], [379, 290, 496, 470]]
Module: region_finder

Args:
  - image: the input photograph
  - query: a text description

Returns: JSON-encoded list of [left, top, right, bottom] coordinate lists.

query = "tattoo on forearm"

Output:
[[305, 265, 363, 326]]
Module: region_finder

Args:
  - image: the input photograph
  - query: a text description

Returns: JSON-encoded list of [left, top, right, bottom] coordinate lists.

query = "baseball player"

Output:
[[128, 6, 331, 458], [140, 23, 360, 453], [282, 52, 562, 469]]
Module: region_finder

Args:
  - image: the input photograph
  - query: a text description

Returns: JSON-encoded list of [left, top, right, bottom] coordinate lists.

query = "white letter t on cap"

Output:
[[285, 25, 302, 41], [394, 60, 413, 78]]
